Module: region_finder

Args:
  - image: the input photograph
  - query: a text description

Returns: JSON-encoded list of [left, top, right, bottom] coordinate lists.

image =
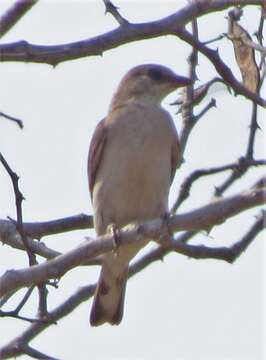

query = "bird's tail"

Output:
[[90, 258, 128, 326]]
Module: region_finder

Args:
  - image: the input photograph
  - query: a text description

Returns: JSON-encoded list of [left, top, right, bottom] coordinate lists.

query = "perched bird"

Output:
[[88, 64, 191, 326]]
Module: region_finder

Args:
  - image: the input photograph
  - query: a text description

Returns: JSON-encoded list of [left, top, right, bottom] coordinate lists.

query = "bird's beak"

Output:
[[170, 75, 192, 88]]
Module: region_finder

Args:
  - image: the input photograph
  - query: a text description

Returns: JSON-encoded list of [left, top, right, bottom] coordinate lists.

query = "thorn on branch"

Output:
[[103, 0, 129, 26]]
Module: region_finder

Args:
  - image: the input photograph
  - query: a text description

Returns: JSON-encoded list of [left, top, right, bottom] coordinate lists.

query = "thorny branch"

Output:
[[0, 154, 52, 332], [0, 2, 265, 106], [0, 153, 33, 264], [172, 158, 266, 212]]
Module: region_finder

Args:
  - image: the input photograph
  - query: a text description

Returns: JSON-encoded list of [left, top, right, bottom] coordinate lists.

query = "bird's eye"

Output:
[[148, 68, 163, 81]]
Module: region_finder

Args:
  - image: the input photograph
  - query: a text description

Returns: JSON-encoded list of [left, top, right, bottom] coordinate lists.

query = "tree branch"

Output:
[[0, 1, 263, 65], [0, 0, 38, 38], [0, 181, 264, 298], [178, 17, 199, 157], [0, 219, 102, 266], [0, 153, 35, 265], [0, 210, 264, 359], [103, 0, 129, 26], [172, 158, 266, 211], [0, 111, 23, 129], [21, 213, 94, 239]]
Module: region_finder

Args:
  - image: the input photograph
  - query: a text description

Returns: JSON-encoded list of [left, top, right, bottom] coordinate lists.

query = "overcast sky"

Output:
[[0, 1, 265, 359]]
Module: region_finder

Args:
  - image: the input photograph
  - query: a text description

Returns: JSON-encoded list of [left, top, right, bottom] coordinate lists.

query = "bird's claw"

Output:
[[160, 212, 173, 246], [108, 223, 122, 254]]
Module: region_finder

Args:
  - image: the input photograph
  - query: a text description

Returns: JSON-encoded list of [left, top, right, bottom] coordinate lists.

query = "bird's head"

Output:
[[110, 64, 191, 109]]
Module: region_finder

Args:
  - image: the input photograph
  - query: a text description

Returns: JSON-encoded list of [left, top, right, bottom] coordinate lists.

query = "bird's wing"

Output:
[[88, 118, 108, 197], [170, 129, 181, 184]]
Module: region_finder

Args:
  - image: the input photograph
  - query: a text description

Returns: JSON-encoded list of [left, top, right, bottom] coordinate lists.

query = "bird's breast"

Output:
[[93, 104, 175, 233]]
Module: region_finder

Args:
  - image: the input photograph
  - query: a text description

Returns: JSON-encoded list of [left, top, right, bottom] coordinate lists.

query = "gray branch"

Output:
[[0, 182, 265, 298]]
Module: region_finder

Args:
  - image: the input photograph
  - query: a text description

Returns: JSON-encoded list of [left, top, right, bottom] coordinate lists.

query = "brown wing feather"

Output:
[[88, 118, 107, 197], [171, 132, 181, 184]]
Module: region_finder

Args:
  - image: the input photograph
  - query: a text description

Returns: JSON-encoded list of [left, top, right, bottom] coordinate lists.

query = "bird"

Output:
[[88, 64, 191, 326]]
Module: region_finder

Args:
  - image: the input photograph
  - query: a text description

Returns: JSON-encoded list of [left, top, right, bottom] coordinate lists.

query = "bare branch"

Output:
[[13, 286, 34, 313], [21, 213, 94, 239], [103, 0, 129, 25], [194, 97, 217, 120], [0, 211, 264, 359], [21, 344, 59, 360], [0, 111, 23, 129], [246, 102, 260, 159], [0, 219, 61, 259], [172, 158, 266, 211], [0, 1, 263, 65], [0, 219, 102, 266], [0, 153, 35, 265], [0, 0, 38, 38], [178, 17, 198, 157], [166, 210, 265, 263], [203, 34, 225, 45], [0, 182, 264, 298], [0, 310, 40, 324]]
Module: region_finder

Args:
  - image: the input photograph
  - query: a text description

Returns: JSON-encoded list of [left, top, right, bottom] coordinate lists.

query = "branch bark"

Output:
[[0, 1, 263, 65], [0, 0, 38, 39], [0, 183, 265, 298]]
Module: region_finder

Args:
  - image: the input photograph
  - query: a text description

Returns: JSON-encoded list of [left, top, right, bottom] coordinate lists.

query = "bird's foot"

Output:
[[107, 223, 122, 254], [160, 212, 173, 246]]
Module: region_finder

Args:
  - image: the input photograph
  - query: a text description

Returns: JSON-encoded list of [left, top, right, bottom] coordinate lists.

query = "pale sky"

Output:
[[0, 1, 265, 359]]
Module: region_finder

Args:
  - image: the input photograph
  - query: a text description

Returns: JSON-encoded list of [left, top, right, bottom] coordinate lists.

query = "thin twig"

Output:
[[0, 310, 41, 324], [172, 158, 266, 212], [178, 18, 199, 157], [203, 34, 225, 45], [0, 154, 51, 326], [194, 98, 216, 121], [245, 101, 259, 159], [0, 0, 38, 38], [0, 111, 23, 129], [21, 344, 59, 360], [0, 153, 34, 265], [14, 286, 35, 313]]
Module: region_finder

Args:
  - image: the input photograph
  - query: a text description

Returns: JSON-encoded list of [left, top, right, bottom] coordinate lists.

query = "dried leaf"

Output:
[[228, 14, 260, 92]]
